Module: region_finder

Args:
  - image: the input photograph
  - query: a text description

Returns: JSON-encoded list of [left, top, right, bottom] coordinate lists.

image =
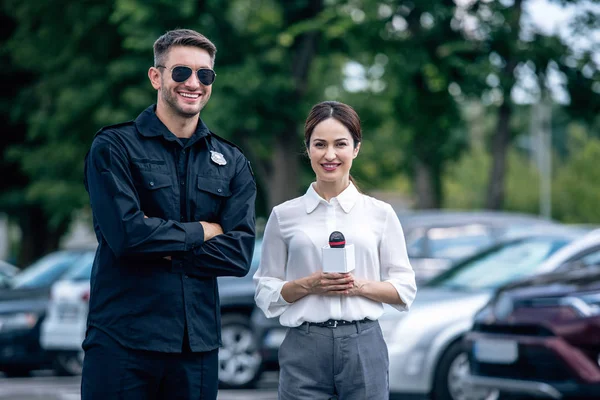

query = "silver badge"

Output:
[[210, 151, 227, 166]]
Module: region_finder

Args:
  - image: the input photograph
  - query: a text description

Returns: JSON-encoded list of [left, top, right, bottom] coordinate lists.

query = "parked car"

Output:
[[0, 260, 19, 289], [252, 228, 584, 400], [0, 249, 95, 377], [383, 228, 593, 400], [41, 240, 264, 388], [465, 266, 600, 399], [398, 210, 558, 283]]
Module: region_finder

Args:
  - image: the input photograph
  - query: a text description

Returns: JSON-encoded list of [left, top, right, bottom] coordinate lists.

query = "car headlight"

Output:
[[0, 313, 39, 332]]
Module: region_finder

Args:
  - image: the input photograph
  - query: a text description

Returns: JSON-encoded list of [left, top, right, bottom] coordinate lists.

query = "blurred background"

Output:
[[0, 0, 598, 399]]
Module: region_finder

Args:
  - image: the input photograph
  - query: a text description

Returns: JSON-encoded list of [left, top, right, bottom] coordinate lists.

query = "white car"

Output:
[[40, 252, 95, 375], [383, 228, 600, 400]]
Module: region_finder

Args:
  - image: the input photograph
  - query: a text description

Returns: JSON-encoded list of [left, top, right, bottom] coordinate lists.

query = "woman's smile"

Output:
[[321, 163, 341, 171]]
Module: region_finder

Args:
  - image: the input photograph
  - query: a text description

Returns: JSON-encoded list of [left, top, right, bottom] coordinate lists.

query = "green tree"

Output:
[[333, 0, 486, 208], [553, 127, 600, 223], [463, 0, 599, 209]]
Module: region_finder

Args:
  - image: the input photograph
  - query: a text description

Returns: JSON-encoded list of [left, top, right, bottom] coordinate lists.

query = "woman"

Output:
[[254, 101, 417, 400]]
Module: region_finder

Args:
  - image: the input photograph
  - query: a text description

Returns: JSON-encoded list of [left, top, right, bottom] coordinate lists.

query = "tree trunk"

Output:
[[268, 134, 301, 209], [264, 0, 322, 210], [414, 158, 441, 209], [486, 102, 512, 209], [485, 0, 522, 210]]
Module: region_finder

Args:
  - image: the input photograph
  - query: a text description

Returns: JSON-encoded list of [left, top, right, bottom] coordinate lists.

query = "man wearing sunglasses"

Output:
[[82, 29, 256, 400]]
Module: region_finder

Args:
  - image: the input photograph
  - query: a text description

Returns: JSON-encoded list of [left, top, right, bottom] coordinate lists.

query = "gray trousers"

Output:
[[278, 320, 389, 400]]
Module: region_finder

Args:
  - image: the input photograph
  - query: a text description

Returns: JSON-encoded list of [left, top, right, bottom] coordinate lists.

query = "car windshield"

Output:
[[426, 237, 571, 291], [60, 252, 95, 281], [10, 251, 85, 289]]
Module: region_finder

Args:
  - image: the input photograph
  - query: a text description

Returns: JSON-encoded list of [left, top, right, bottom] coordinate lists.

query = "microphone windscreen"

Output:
[[329, 231, 345, 248]]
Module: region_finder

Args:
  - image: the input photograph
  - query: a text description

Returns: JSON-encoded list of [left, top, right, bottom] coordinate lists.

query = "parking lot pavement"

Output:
[[0, 372, 279, 400]]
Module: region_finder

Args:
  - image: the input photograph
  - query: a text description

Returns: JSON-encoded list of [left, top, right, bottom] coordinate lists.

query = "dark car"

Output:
[[465, 266, 600, 399], [398, 210, 558, 283], [214, 239, 263, 389], [0, 249, 94, 377], [37, 241, 264, 389]]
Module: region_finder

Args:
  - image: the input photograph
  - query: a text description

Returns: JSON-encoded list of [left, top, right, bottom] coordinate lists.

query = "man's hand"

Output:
[[200, 221, 224, 241]]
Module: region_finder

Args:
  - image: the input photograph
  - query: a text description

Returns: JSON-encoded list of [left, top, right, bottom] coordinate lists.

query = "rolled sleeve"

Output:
[[380, 205, 417, 311], [253, 209, 291, 318]]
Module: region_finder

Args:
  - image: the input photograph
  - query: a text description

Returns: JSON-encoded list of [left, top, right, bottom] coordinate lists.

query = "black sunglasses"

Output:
[[156, 65, 216, 85]]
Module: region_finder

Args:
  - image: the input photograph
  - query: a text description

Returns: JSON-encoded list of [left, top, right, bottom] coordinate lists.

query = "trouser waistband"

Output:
[[298, 318, 377, 335]]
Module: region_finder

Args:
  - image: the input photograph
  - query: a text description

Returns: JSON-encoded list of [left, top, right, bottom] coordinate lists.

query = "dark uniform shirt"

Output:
[[83, 105, 256, 353]]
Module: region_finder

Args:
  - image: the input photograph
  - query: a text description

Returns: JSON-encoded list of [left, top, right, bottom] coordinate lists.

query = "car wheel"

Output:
[[433, 341, 499, 400], [218, 313, 263, 389], [53, 351, 84, 376]]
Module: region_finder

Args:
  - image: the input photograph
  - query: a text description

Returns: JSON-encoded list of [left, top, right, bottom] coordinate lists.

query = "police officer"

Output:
[[81, 29, 256, 400]]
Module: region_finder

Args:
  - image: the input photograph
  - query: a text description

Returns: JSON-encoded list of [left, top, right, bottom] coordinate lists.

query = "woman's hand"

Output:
[[338, 273, 366, 296], [302, 272, 355, 295], [281, 272, 355, 303]]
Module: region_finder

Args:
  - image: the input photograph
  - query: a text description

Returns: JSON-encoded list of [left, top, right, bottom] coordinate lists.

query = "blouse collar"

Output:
[[304, 182, 359, 214]]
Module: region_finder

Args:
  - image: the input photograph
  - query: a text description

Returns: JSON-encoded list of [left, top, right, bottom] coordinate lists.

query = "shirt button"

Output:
[[217, 188, 222, 193], [181, 181, 185, 186], [182, 149, 186, 154], [149, 181, 155, 187]]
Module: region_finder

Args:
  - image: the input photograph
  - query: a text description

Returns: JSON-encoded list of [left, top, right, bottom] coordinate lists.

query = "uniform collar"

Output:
[[304, 182, 359, 214], [134, 105, 210, 142]]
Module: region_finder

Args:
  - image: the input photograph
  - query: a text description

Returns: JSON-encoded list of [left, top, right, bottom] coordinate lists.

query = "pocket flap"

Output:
[[197, 176, 231, 197], [141, 172, 172, 190]]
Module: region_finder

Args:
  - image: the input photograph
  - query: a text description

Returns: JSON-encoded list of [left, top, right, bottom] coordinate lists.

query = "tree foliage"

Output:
[[0, 0, 598, 262]]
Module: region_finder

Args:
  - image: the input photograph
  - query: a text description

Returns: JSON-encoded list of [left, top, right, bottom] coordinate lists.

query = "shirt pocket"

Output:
[[194, 175, 232, 221], [134, 172, 175, 219]]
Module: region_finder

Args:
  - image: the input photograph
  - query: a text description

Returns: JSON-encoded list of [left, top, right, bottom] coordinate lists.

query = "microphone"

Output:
[[322, 231, 354, 272], [329, 231, 345, 248]]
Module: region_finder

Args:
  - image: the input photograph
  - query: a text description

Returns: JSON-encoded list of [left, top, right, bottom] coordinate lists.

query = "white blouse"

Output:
[[254, 182, 417, 327]]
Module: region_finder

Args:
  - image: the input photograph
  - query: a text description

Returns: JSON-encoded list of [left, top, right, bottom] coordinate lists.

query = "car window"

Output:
[[556, 246, 600, 272], [427, 238, 570, 290], [427, 225, 494, 259], [0, 274, 10, 289], [61, 252, 95, 281], [10, 252, 84, 289], [405, 228, 426, 257], [576, 248, 600, 266]]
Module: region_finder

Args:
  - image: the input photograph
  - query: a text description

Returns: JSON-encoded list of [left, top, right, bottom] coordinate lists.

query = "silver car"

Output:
[[384, 228, 597, 400], [398, 210, 558, 283]]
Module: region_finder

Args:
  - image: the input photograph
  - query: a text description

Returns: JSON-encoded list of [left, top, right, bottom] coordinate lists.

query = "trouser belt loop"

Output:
[[354, 319, 362, 334]]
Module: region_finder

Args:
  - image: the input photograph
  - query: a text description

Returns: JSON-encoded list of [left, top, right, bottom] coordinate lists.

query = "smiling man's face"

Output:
[[154, 45, 213, 118]]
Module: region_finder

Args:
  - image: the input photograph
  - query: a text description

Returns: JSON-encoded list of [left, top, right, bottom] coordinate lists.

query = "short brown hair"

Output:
[[153, 29, 217, 67]]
